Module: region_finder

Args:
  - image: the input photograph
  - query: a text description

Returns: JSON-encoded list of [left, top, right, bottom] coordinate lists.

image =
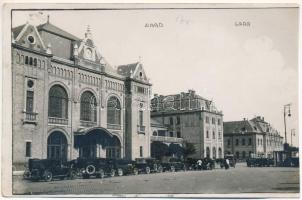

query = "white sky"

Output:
[[12, 8, 299, 146]]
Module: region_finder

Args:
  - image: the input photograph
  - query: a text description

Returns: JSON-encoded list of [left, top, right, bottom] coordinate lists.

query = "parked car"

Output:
[[246, 158, 274, 167], [161, 157, 187, 172], [184, 158, 199, 170], [201, 158, 215, 170], [72, 158, 116, 179], [26, 158, 76, 182], [135, 158, 163, 174], [110, 159, 139, 176], [225, 154, 236, 168]]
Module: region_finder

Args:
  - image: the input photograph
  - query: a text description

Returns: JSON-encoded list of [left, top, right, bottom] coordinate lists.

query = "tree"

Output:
[[183, 142, 196, 159]]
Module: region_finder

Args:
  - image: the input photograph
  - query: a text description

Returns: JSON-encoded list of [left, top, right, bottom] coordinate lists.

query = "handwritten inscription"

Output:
[[145, 23, 164, 28], [235, 21, 251, 27]]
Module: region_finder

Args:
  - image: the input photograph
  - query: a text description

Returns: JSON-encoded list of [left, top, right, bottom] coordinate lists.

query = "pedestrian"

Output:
[[225, 158, 230, 170], [197, 159, 202, 170]]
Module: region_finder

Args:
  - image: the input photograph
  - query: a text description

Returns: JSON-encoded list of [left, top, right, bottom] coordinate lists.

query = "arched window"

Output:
[[153, 131, 158, 136], [206, 147, 210, 158], [212, 147, 216, 159], [48, 85, 68, 118], [47, 131, 67, 161], [218, 147, 222, 158], [242, 151, 246, 159], [80, 91, 97, 122], [236, 151, 240, 159], [107, 96, 121, 125]]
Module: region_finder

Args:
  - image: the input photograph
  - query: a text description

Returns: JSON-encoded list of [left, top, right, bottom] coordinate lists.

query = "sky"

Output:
[[12, 8, 299, 146]]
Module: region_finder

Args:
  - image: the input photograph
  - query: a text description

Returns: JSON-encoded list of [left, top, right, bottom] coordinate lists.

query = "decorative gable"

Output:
[[14, 23, 46, 52], [131, 63, 149, 82]]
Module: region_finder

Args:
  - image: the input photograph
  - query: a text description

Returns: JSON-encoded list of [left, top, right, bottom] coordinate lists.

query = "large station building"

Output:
[[12, 19, 152, 170]]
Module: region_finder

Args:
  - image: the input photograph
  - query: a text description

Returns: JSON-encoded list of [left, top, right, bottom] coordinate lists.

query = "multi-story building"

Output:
[[150, 90, 224, 159], [12, 19, 152, 170], [223, 116, 284, 160]]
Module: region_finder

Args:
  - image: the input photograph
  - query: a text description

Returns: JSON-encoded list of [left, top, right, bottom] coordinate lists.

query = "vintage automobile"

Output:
[[135, 158, 163, 174], [246, 157, 274, 167], [26, 158, 77, 182], [72, 158, 116, 179], [110, 159, 139, 176], [224, 154, 236, 168], [184, 158, 199, 170], [161, 157, 187, 172]]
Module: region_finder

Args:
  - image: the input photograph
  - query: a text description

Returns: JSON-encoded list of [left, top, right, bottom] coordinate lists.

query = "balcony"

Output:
[[80, 120, 97, 127], [48, 117, 68, 125], [151, 135, 184, 143], [23, 112, 37, 124], [107, 123, 121, 130], [137, 125, 145, 134]]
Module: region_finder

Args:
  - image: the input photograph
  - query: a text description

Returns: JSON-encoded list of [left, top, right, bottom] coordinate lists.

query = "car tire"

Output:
[[43, 170, 53, 182], [157, 166, 163, 173], [117, 168, 123, 176], [170, 166, 175, 172], [133, 168, 139, 175], [86, 165, 96, 175], [69, 170, 77, 180], [145, 167, 151, 174], [96, 169, 105, 179], [110, 169, 115, 177]]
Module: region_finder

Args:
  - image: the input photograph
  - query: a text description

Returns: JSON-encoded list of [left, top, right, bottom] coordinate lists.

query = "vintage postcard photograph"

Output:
[[2, 3, 300, 198]]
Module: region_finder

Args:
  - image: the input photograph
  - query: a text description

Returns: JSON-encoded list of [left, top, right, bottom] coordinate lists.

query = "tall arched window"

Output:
[[206, 147, 210, 158], [107, 96, 121, 126], [47, 131, 67, 161], [212, 147, 216, 159], [80, 91, 97, 122], [218, 147, 222, 158], [48, 85, 68, 118]]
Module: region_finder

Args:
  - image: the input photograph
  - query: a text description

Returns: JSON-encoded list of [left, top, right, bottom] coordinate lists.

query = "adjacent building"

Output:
[[151, 90, 224, 159], [223, 116, 284, 160], [12, 19, 152, 170]]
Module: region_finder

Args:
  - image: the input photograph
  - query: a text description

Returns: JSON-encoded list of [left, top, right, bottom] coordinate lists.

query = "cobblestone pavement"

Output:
[[12, 164, 299, 196]]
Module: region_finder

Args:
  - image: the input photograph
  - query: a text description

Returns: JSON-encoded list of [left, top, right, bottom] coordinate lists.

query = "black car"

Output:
[[161, 157, 187, 172], [246, 158, 274, 167], [135, 158, 163, 174], [72, 158, 116, 179], [184, 158, 199, 170], [26, 158, 76, 182], [110, 159, 139, 176]]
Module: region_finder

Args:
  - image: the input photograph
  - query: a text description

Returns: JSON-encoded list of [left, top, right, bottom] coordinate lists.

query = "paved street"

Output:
[[13, 164, 299, 196]]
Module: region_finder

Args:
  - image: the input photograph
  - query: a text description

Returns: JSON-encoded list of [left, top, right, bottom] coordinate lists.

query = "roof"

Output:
[[37, 22, 80, 41], [12, 24, 26, 39], [117, 62, 139, 77], [223, 120, 261, 134]]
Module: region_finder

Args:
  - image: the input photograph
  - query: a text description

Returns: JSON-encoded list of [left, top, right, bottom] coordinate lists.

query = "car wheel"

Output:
[[145, 167, 151, 174], [96, 169, 105, 179], [133, 168, 139, 175], [110, 169, 115, 177], [157, 166, 163, 173], [86, 165, 96, 175], [117, 168, 123, 176], [69, 170, 77, 180], [170, 166, 175, 172], [43, 170, 52, 182]]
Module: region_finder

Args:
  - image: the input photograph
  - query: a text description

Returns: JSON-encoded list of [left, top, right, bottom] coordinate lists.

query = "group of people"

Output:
[[196, 158, 231, 170]]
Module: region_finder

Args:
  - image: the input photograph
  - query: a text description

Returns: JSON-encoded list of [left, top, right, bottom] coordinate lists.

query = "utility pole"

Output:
[[283, 103, 291, 144]]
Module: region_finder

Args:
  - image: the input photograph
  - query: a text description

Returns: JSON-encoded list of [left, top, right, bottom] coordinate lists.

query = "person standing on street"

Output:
[[225, 158, 230, 170]]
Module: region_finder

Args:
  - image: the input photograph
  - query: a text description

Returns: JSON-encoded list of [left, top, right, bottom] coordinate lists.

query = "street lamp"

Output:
[[283, 103, 291, 145], [291, 129, 295, 147]]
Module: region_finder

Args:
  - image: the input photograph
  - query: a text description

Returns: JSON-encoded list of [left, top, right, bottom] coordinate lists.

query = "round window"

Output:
[[27, 80, 34, 88], [27, 35, 35, 44]]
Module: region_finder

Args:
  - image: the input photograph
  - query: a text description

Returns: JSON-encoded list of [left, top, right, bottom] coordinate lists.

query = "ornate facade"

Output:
[[12, 20, 151, 170]]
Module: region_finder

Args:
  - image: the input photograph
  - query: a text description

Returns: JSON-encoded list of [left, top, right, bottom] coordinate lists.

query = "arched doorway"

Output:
[[47, 131, 68, 161], [206, 147, 210, 158], [74, 128, 121, 159], [218, 147, 222, 158], [212, 147, 216, 159]]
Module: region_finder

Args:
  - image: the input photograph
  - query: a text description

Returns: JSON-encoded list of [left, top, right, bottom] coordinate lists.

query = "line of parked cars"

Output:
[[24, 157, 224, 182]]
